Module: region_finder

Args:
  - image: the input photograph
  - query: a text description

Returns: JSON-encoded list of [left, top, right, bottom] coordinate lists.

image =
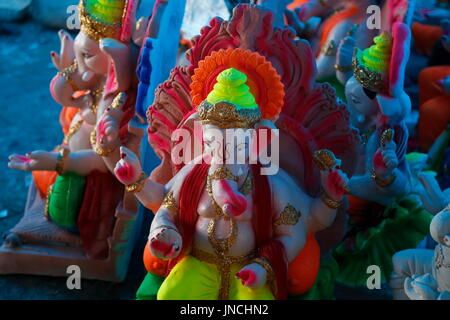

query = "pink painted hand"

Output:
[[50, 30, 75, 71], [96, 92, 126, 150], [148, 227, 182, 260], [321, 168, 349, 202], [315, 150, 349, 202], [372, 131, 398, 180], [114, 146, 142, 186], [236, 263, 267, 289], [8, 151, 58, 172]]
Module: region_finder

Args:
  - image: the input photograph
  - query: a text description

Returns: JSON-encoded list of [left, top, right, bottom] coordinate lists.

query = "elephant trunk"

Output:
[[210, 166, 247, 217]]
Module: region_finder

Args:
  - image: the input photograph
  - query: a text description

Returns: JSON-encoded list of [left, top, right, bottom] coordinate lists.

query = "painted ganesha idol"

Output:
[[113, 4, 359, 300], [1, 0, 146, 281], [333, 22, 433, 287]]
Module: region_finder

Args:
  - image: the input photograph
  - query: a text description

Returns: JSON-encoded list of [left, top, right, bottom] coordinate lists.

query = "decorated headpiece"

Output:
[[352, 32, 393, 93], [78, 0, 137, 42], [197, 68, 261, 129], [352, 23, 411, 97], [191, 48, 285, 129]]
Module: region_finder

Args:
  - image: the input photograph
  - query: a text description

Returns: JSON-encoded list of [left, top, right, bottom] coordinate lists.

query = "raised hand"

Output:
[[373, 129, 398, 180], [336, 36, 355, 70], [50, 30, 75, 71], [284, 8, 306, 37], [95, 92, 126, 153], [314, 149, 349, 202], [236, 263, 267, 289], [417, 173, 449, 215], [8, 151, 58, 172], [99, 39, 132, 93], [148, 226, 182, 260], [132, 17, 150, 47], [114, 146, 143, 186]]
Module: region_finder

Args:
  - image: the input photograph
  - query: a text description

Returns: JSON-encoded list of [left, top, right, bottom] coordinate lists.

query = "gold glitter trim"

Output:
[[125, 172, 147, 193], [197, 101, 261, 129], [380, 128, 394, 147], [273, 204, 301, 227], [334, 64, 352, 73], [352, 47, 388, 93], [44, 184, 54, 221], [313, 149, 337, 171], [58, 60, 79, 92], [209, 167, 239, 182], [161, 191, 179, 214], [320, 191, 342, 209], [63, 118, 84, 145], [191, 247, 254, 300], [78, 1, 123, 42], [371, 168, 396, 188], [55, 148, 70, 176], [321, 40, 337, 56], [90, 129, 116, 157]]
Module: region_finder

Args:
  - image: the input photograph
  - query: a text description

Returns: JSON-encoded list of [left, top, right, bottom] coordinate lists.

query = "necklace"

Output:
[[89, 87, 104, 115], [63, 116, 84, 145]]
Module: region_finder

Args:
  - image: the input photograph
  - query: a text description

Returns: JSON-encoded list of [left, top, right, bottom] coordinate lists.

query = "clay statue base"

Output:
[[0, 182, 140, 282]]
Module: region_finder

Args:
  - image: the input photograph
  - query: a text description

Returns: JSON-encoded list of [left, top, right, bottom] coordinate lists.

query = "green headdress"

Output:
[[352, 32, 393, 93], [79, 0, 135, 42], [198, 68, 262, 129]]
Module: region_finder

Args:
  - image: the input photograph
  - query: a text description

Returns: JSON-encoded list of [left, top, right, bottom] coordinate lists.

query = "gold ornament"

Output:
[[321, 40, 338, 56], [273, 204, 301, 227], [161, 191, 179, 214], [313, 149, 337, 171], [125, 172, 147, 193], [111, 92, 126, 109], [208, 167, 239, 182], [55, 148, 70, 175], [371, 168, 396, 188], [334, 63, 352, 73], [380, 128, 394, 147], [320, 191, 342, 209], [198, 101, 261, 130], [58, 60, 79, 92], [90, 129, 116, 157]]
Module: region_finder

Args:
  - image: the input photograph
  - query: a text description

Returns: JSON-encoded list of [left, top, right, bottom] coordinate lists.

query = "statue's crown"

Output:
[[197, 68, 261, 129], [352, 32, 393, 93], [79, 0, 130, 41]]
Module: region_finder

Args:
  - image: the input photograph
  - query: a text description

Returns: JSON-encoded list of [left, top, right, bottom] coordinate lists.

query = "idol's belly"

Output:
[[193, 216, 256, 258]]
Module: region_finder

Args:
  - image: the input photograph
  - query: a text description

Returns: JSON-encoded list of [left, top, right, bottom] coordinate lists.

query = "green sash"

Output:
[[46, 172, 86, 231]]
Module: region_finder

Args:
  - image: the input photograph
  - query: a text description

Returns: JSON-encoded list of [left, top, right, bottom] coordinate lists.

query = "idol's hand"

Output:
[[114, 146, 143, 186], [314, 150, 349, 202], [50, 30, 75, 71], [236, 263, 267, 289], [8, 151, 58, 172], [373, 129, 398, 179], [96, 92, 126, 152], [417, 173, 448, 215], [148, 226, 182, 260], [336, 36, 355, 71]]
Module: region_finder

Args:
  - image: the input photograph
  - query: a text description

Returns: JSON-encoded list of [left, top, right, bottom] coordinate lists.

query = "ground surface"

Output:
[[0, 20, 392, 300]]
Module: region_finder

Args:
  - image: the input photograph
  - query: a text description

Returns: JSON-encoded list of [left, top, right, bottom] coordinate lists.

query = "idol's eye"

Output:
[[82, 52, 93, 59], [351, 95, 360, 104]]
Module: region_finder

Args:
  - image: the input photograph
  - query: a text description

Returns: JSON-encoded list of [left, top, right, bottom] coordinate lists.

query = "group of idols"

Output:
[[1, 0, 450, 300]]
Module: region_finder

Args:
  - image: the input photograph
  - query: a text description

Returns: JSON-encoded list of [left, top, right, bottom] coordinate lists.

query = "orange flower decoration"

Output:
[[190, 48, 285, 120]]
